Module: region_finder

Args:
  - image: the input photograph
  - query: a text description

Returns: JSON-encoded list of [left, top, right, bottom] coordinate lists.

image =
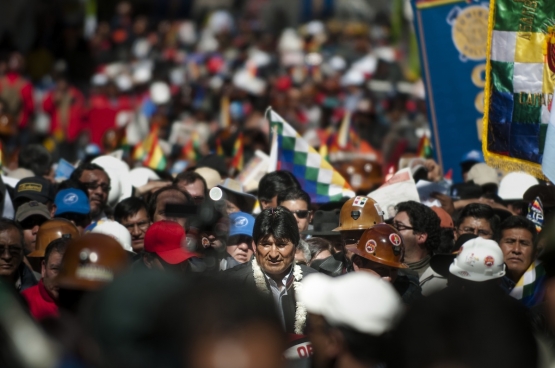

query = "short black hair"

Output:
[[258, 171, 300, 202], [0, 218, 24, 250], [147, 185, 192, 221], [44, 237, 70, 263], [174, 171, 208, 196], [497, 216, 537, 245], [277, 188, 311, 207], [395, 201, 441, 254], [455, 203, 500, 234], [69, 162, 108, 182], [18, 144, 52, 176], [253, 206, 300, 247], [114, 197, 148, 223], [306, 237, 333, 259]]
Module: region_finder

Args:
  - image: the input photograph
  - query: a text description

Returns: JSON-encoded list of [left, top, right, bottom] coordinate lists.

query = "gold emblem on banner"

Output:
[[452, 6, 489, 60]]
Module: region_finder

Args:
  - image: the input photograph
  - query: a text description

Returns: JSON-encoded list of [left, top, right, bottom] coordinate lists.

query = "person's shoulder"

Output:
[[300, 264, 318, 276], [20, 283, 39, 298], [223, 261, 253, 277]]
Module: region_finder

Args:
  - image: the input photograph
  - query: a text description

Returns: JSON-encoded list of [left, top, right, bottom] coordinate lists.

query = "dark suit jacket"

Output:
[[224, 261, 317, 334]]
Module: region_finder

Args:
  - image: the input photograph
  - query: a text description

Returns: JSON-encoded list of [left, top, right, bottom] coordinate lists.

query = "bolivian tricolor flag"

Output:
[[134, 126, 167, 171], [230, 133, 244, 171]]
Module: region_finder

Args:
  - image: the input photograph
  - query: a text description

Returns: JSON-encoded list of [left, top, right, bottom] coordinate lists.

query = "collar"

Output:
[[407, 255, 431, 270], [264, 264, 295, 288]]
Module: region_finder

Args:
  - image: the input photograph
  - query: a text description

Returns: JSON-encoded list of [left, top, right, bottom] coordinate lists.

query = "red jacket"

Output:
[[0, 72, 34, 128], [21, 280, 58, 321], [87, 94, 134, 146], [43, 87, 87, 142]]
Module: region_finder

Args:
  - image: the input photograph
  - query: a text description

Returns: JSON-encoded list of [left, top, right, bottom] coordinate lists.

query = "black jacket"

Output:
[[225, 261, 317, 334]]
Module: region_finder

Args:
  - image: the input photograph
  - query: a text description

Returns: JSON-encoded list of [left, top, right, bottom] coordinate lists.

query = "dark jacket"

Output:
[[316, 251, 353, 277], [225, 261, 317, 334]]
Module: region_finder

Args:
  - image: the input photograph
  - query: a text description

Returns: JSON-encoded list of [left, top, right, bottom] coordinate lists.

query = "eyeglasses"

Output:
[[0, 246, 22, 257], [393, 222, 414, 232], [122, 220, 150, 232], [458, 227, 492, 237], [291, 210, 310, 219], [82, 182, 111, 193]]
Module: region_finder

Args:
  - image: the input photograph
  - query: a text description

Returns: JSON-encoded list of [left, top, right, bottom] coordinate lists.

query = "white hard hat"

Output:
[[449, 237, 506, 282], [298, 272, 402, 335], [129, 167, 160, 188], [86, 220, 133, 253], [150, 82, 171, 105], [498, 172, 539, 201]]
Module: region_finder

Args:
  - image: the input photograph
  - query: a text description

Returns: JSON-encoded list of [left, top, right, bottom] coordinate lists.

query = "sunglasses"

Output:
[[290, 210, 310, 219], [82, 182, 111, 193]]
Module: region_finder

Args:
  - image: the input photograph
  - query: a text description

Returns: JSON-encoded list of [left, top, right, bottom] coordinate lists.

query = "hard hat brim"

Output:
[[347, 244, 409, 269]]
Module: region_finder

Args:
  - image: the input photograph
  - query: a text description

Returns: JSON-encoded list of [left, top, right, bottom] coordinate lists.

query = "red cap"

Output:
[[144, 221, 196, 264]]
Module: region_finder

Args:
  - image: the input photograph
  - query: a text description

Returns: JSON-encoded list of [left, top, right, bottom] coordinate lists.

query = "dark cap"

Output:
[[15, 201, 51, 223], [523, 185, 555, 209], [14, 177, 54, 204], [302, 209, 341, 237], [430, 233, 478, 277]]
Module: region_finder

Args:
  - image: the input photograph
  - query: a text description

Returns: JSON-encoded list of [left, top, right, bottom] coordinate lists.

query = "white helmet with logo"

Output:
[[85, 220, 133, 253], [449, 237, 506, 282], [498, 172, 539, 201]]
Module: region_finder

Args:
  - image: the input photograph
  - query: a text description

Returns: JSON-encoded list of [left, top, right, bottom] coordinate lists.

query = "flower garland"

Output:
[[251, 258, 306, 334]]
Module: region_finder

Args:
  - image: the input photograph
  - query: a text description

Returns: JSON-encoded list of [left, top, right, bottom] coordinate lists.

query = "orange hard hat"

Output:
[[57, 233, 129, 291], [28, 218, 80, 258], [333, 196, 384, 232], [333, 159, 383, 193], [346, 224, 408, 269]]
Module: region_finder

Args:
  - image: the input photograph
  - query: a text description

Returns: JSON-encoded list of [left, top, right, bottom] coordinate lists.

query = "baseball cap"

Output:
[[228, 212, 255, 237], [15, 201, 51, 223], [466, 163, 499, 186], [298, 272, 403, 336], [144, 221, 197, 264], [460, 150, 484, 164], [86, 220, 133, 253], [14, 177, 54, 204], [54, 189, 90, 215]]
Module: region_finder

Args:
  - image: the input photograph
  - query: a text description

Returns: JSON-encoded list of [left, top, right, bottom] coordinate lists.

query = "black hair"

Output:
[[277, 187, 311, 207], [258, 171, 300, 202], [253, 206, 300, 247], [455, 203, 501, 234], [0, 218, 24, 250], [497, 216, 538, 246], [147, 185, 192, 221], [114, 197, 148, 223], [56, 179, 89, 196], [69, 162, 108, 182], [18, 144, 52, 176], [174, 171, 208, 197], [436, 227, 456, 254], [339, 326, 387, 365], [306, 237, 333, 259], [44, 237, 70, 263], [395, 201, 441, 254]]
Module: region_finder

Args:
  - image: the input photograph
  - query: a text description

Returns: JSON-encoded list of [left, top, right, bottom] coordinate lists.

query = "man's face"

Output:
[[393, 211, 418, 250], [227, 238, 253, 264], [42, 250, 63, 300], [255, 235, 295, 277], [259, 196, 278, 210], [456, 217, 494, 239], [178, 179, 205, 205], [0, 228, 23, 280], [499, 228, 535, 282], [120, 208, 150, 252], [20, 215, 47, 254], [79, 169, 110, 217], [280, 199, 312, 234], [154, 190, 188, 228]]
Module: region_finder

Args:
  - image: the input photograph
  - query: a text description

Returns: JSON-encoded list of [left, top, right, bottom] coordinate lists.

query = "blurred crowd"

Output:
[[1, 2, 555, 368]]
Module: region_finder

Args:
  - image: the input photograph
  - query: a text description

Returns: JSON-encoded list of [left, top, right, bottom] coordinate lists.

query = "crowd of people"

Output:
[[0, 2, 555, 368]]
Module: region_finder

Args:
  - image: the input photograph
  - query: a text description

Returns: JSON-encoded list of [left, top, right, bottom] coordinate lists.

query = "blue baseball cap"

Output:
[[54, 189, 90, 215], [229, 212, 255, 237], [460, 150, 484, 164]]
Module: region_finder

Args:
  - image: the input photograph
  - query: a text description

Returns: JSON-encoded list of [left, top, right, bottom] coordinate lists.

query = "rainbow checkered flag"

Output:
[[267, 108, 354, 203], [483, 0, 555, 178]]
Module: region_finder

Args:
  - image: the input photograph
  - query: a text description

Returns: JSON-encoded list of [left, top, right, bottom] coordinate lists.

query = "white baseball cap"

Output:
[[498, 172, 539, 201], [298, 272, 403, 335], [86, 220, 133, 253]]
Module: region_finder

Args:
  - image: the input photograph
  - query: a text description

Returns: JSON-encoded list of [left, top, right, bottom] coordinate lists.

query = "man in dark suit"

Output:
[[225, 206, 317, 335]]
